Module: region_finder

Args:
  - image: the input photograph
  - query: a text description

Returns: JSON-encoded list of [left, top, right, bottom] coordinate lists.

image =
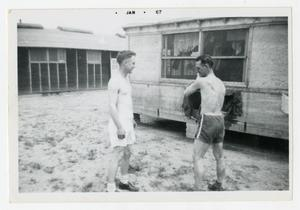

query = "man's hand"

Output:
[[117, 127, 126, 140]]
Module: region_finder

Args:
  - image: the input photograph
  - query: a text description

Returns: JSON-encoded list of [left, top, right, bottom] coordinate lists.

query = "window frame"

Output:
[[160, 26, 250, 86], [28, 47, 67, 92], [86, 50, 102, 89]]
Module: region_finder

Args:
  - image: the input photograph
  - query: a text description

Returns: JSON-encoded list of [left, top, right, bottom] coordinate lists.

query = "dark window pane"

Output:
[[95, 64, 101, 88], [163, 59, 197, 79], [203, 29, 247, 56], [213, 59, 244, 82], [66, 49, 77, 88], [30, 48, 47, 61], [87, 50, 101, 63], [110, 51, 118, 58], [18, 48, 30, 93], [59, 63, 66, 89], [78, 50, 87, 88], [41, 64, 49, 91], [31, 63, 40, 92], [102, 51, 111, 83], [183, 60, 197, 79], [57, 49, 66, 62], [50, 64, 58, 90], [163, 32, 199, 57], [88, 64, 95, 88], [49, 49, 58, 61]]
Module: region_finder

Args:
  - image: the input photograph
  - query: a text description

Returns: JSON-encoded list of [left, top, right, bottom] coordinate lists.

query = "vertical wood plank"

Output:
[[38, 63, 42, 92], [57, 63, 60, 89], [65, 62, 69, 89], [28, 48, 32, 93], [46, 49, 51, 91], [100, 59, 103, 88], [93, 64, 96, 88], [86, 51, 89, 88], [75, 49, 79, 89]]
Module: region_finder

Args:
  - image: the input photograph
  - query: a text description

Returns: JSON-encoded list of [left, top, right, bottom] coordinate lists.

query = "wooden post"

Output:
[[65, 62, 69, 89], [46, 49, 51, 91], [86, 51, 89, 88], [100, 60, 103, 88], [38, 63, 42, 92], [198, 31, 203, 55], [28, 49, 32, 93], [75, 49, 79, 89], [93, 64, 96, 88], [57, 63, 60, 89]]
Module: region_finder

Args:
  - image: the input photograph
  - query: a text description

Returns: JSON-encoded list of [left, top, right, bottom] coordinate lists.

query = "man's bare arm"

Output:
[[108, 88, 123, 130], [184, 79, 204, 96]]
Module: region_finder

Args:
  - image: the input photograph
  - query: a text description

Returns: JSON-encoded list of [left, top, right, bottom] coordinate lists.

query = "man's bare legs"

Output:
[[212, 142, 225, 184], [106, 147, 123, 192], [119, 146, 131, 183], [193, 139, 210, 190]]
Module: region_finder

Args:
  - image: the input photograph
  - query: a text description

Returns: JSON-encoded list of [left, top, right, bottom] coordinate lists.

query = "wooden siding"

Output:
[[130, 34, 162, 82], [249, 24, 288, 89], [17, 47, 30, 93]]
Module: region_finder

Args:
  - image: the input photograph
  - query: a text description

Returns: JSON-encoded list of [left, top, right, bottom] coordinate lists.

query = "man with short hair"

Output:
[[106, 50, 138, 192], [184, 54, 226, 191]]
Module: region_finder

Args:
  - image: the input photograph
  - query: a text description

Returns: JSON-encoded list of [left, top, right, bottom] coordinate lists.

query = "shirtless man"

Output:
[[184, 54, 226, 191], [106, 50, 138, 192]]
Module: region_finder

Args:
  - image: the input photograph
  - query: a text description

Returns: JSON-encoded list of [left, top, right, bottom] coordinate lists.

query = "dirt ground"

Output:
[[18, 90, 289, 192]]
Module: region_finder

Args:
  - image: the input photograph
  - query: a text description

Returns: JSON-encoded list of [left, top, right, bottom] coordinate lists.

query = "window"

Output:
[[49, 49, 66, 62], [162, 32, 199, 79], [202, 29, 247, 82], [29, 48, 67, 92], [161, 28, 248, 82], [162, 32, 199, 57], [87, 50, 102, 88], [87, 50, 101, 63], [30, 48, 47, 62]]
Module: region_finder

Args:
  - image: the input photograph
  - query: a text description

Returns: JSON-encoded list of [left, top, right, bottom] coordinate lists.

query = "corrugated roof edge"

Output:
[[17, 23, 43, 29], [57, 26, 93, 34], [122, 16, 288, 30]]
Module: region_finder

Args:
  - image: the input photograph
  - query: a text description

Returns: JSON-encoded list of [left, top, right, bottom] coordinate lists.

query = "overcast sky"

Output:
[[11, 8, 249, 36]]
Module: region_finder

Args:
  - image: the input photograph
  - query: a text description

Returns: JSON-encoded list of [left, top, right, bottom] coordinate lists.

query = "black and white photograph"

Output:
[[7, 7, 292, 202]]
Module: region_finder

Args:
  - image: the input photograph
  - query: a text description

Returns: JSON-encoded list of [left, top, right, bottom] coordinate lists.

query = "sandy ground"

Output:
[[18, 90, 289, 192]]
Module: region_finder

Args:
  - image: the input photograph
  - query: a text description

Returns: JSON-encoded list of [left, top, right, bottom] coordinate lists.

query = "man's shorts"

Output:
[[108, 119, 136, 148], [194, 114, 225, 144]]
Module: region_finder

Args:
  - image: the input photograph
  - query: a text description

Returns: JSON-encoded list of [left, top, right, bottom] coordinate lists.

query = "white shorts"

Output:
[[108, 119, 136, 148]]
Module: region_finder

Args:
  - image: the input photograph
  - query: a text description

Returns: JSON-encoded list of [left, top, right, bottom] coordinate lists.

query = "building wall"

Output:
[[127, 21, 289, 139], [240, 24, 289, 139], [130, 34, 162, 118], [18, 47, 116, 94], [249, 24, 288, 89], [130, 34, 162, 82], [18, 47, 30, 93]]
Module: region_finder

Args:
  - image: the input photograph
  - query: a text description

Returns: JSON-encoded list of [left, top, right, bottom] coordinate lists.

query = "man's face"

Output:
[[196, 60, 209, 77], [121, 56, 136, 74]]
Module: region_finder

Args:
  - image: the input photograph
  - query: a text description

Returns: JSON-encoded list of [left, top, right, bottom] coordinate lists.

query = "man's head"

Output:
[[117, 50, 136, 74], [195, 54, 214, 77]]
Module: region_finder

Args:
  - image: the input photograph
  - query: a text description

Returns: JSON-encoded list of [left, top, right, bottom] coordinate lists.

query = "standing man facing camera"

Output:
[[184, 54, 226, 191], [106, 50, 138, 192]]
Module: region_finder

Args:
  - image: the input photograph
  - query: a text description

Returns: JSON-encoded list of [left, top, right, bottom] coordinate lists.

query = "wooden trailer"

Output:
[[17, 23, 126, 94], [123, 17, 289, 140]]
